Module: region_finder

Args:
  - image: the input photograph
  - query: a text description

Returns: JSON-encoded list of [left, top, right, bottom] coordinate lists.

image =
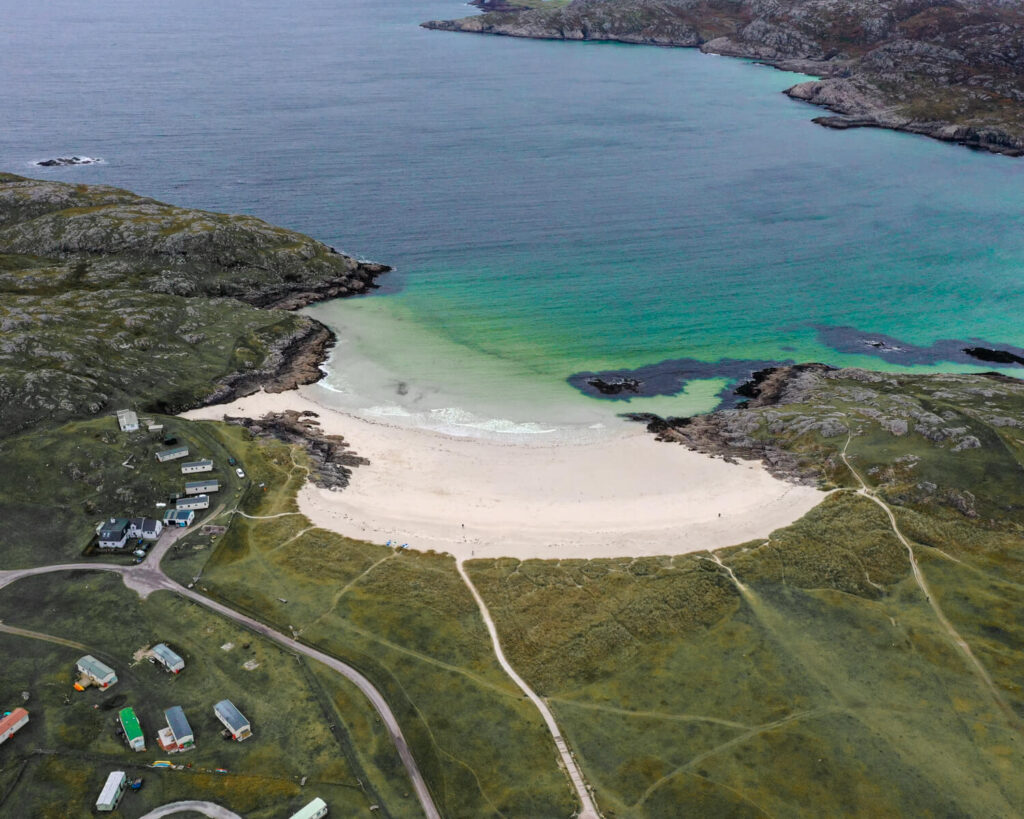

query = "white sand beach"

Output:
[[183, 389, 825, 561]]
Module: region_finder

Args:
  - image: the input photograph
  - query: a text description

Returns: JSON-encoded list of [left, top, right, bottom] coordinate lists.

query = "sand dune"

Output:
[[183, 389, 824, 561]]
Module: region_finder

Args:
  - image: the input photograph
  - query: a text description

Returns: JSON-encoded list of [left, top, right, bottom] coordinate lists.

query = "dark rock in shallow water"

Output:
[[587, 377, 641, 395], [569, 357, 792, 407], [816, 325, 1024, 369], [963, 347, 1024, 367], [34, 156, 101, 167]]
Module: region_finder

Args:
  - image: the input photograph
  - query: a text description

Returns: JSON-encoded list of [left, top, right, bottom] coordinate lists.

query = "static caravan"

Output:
[[181, 459, 213, 475], [96, 771, 127, 812], [118, 707, 146, 752], [184, 479, 219, 495], [289, 797, 329, 819], [156, 446, 189, 463], [213, 699, 252, 741], [176, 494, 209, 511], [151, 643, 185, 674], [0, 708, 29, 746], [76, 655, 117, 689]]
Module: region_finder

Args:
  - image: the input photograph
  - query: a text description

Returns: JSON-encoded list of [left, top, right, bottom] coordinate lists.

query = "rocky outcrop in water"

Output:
[[34, 156, 101, 167], [423, 0, 1024, 156]]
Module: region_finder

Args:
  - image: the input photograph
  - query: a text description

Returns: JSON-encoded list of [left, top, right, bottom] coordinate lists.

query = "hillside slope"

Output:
[[0, 174, 388, 436]]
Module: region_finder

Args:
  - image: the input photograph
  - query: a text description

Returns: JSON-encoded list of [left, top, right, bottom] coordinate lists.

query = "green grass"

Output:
[[0, 415, 251, 568], [0, 572, 411, 819], [189, 429, 579, 818]]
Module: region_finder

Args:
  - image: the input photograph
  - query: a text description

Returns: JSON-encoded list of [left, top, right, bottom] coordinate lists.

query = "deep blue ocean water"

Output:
[[4, 0, 1024, 435]]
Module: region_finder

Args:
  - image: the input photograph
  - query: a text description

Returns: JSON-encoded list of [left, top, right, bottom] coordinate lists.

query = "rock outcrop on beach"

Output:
[[0, 174, 389, 436], [225, 410, 369, 489], [423, 0, 1024, 156]]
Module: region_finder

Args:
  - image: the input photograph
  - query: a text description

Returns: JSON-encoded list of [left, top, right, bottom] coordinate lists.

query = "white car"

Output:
[[235, 467, 245, 478]]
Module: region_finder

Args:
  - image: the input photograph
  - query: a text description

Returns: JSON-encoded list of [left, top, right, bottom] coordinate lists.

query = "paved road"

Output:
[[456, 561, 601, 819], [138, 801, 242, 819], [0, 534, 441, 819]]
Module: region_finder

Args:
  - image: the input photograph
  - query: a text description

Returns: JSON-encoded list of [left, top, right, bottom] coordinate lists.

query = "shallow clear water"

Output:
[[4, 0, 1024, 437]]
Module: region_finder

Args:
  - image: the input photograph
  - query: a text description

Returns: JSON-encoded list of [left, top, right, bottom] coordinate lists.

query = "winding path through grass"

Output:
[[840, 436, 1021, 730], [456, 559, 601, 818]]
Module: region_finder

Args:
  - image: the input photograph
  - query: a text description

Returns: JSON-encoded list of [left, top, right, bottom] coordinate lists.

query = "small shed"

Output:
[[163, 509, 195, 528], [152, 643, 185, 674], [76, 655, 117, 689], [116, 409, 139, 432], [156, 446, 189, 463], [176, 494, 209, 511], [118, 706, 146, 752], [213, 699, 252, 741], [97, 518, 130, 549], [0, 708, 29, 746], [184, 479, 219, 495], [181, 459, 214, 475], [96, 771, 127, 812]]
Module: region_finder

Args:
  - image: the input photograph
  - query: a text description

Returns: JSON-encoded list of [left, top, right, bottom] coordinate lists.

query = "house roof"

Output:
[[164, 706, 192, 740], [182, 459, 213, 468], [185, 479, 218, 488], [98, 519, 130, 539], [118, 707, 143, 739], [0, 708, 28, 733], [78, 655, 115, 679], [214, 699, 249, 731], [152, 643, 183, 667], [177, 495, 208, 507]]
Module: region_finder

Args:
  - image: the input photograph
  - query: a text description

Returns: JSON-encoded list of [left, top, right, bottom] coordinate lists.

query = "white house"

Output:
[[97, 519, 130, 549], [76, 655, 117, 689], [128, 518, 163, 540], [176, 494, 209, 511], [151, 643, 185, 674], [116, 409, 139, 432]]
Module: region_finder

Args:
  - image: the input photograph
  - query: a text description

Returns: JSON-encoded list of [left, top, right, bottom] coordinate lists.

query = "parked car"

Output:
[[235, 467, 245, 478]]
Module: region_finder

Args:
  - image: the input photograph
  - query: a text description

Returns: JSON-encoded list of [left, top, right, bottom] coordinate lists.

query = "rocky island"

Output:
[[424, 0, 1024, 156]]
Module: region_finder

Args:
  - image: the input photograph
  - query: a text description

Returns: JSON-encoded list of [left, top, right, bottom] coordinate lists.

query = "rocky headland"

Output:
[[0, 174, 389, 436], [629, 363, 1024, 520], [423, 0, 1024, 156]]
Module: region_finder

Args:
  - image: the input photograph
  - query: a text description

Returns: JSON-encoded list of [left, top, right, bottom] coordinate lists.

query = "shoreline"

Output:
[[182, 387, 825, 562]]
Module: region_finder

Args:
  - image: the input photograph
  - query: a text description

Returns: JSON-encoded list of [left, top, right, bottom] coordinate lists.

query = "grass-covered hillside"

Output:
[[0, 174, 387, 438], [464, 367, 1024, 816]]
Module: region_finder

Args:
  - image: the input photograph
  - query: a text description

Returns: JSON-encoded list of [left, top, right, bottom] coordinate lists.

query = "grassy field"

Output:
[[182, 427, 580, 818], [461, 371, 1024, 817], [0, 414, 249, 569], [0, 571, 413, 819]]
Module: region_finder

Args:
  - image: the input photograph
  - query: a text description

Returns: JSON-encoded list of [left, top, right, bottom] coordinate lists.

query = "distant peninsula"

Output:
[[423, 0, 1024, 156]]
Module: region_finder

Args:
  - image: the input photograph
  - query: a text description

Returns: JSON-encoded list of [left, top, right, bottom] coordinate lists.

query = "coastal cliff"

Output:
[[424, 0, 1024, 156], [0, 174, 389, 436]]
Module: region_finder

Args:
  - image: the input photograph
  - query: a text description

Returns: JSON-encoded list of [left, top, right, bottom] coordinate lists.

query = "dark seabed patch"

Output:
[[567, 358, 792, 405], [815, 325, 1024, 367]]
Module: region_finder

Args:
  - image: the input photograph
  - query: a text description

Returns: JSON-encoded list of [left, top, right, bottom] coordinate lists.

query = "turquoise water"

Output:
[[4, 0, 1024, 435]]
